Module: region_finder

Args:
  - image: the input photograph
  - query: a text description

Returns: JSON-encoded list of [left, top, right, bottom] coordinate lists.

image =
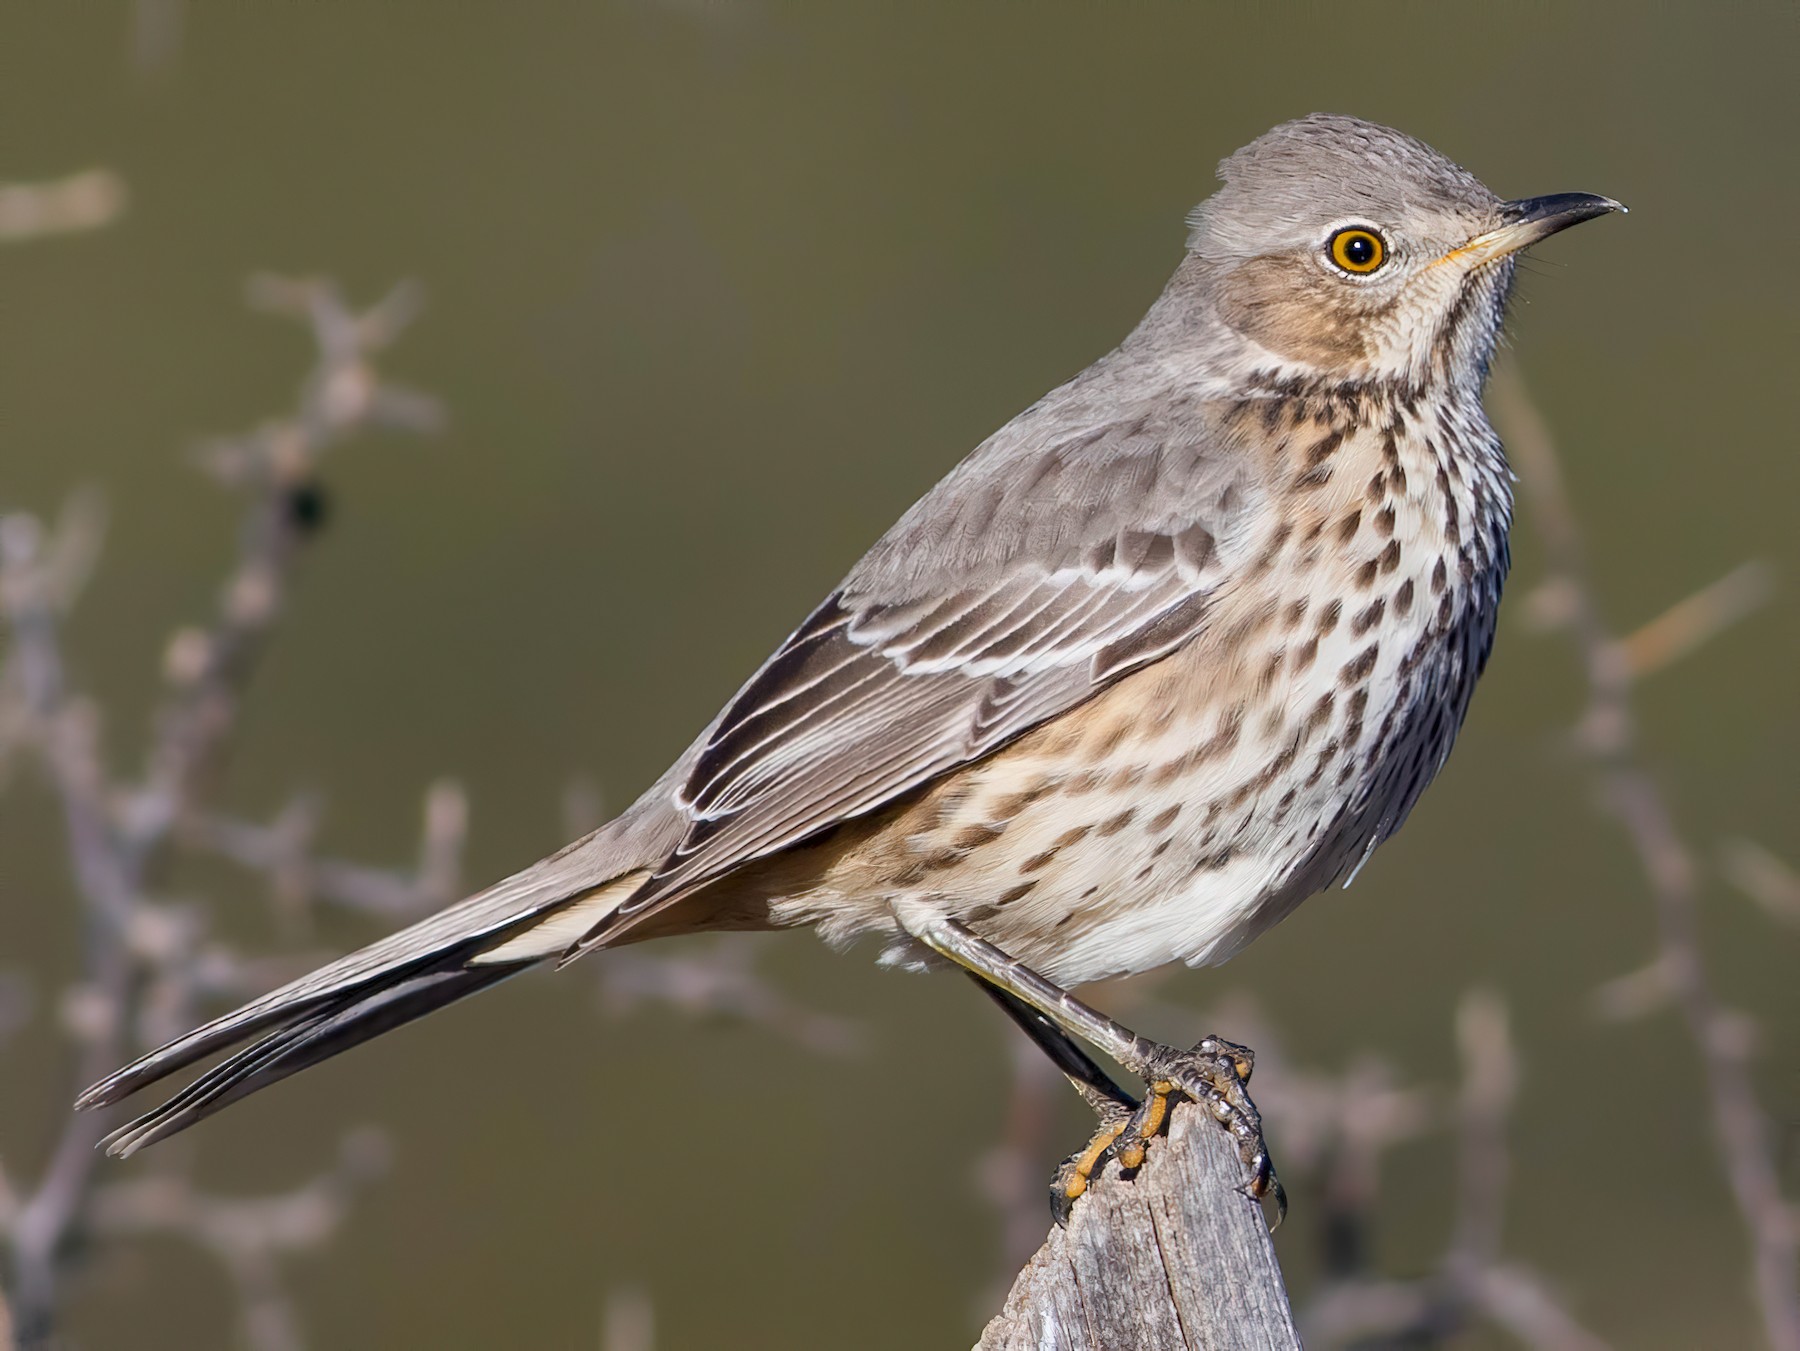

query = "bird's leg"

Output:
[[968, 976, 1140, 1221], [909, 912, 1283, 1223], [968, 975, 1137, 1113]]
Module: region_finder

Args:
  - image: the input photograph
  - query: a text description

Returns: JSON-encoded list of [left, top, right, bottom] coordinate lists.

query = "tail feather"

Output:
[[74, 823, 666, 1148], [100, 963, 526, 1157]]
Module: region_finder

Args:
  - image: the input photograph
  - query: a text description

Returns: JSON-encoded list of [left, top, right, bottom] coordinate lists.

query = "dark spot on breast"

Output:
[[1317, 600, 1342, 635], [1097, 808, 1136, 837], [1375, 506, 1397, 537], [917, 849, 966, 876], [1351, 597, 1386, 636], [1284, 598, 1310, 629], [965, 904, 1001, 924], [1148, 804, 1182, 834], [1336, 510, 1362, 544], [996, 881, 1037, 907], [1306, 690, 1336, 731], [1295, 462, 1334, 489], [1067, 768, 1107, 794], [1106, 764, 1147, 790], [990, 782, 1054, 820], [1093, 717, 1133, 756], [1431, 557, 1449, 595], [1293, 636, 1319, 671], [951, 822, 1004, 852], [1394, 577, 1415, 616], [1378, 540, 1402, 574], [1340, 644, 1380, 684], [1355, 558, 1380, 588], [1305, 738, 1342, 786], [1307, 429, 1344, 466]]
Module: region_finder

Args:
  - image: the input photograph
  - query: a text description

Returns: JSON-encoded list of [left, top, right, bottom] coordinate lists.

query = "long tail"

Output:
[[75, 831, 653, 1156]]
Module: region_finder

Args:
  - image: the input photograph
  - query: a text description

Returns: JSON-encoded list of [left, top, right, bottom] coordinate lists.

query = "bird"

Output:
[[76, 114, 1620, 1216]]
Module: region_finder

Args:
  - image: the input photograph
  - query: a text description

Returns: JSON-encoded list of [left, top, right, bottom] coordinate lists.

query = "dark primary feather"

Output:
[[586, 361, 1257, 943]]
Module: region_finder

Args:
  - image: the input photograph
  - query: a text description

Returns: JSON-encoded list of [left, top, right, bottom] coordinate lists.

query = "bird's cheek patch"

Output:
[[1214, 256, 1371, 367]]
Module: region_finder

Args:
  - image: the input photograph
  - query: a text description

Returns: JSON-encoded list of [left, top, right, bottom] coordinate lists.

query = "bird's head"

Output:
[[1166, 114, 1621, 391]]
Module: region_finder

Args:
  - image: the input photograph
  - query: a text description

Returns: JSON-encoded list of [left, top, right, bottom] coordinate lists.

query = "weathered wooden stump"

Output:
[[977, 1101, 1300, 1350]]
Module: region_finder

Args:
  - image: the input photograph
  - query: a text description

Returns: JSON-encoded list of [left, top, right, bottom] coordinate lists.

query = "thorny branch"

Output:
[[1493, 364, 1800, 1351]]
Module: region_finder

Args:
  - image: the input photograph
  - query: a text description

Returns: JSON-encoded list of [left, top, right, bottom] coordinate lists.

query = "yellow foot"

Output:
[[1050, 1034, 1284, 1229]]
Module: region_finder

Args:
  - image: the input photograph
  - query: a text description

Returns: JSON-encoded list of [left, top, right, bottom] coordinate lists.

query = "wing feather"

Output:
[[578, 378, 1261, 948]]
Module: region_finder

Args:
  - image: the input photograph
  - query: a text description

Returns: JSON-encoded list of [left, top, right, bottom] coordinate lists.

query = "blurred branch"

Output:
[[1492, 362, 1800, 1351], [1211, 990, 1606, 1351], [88, 1130, 388, 1351], [183, 778, 468, 934], [595, 937, 865, 1059], [0, 278, 439, 1348], [1720, 838, 1800, 932], [0, 171, 128, 243]]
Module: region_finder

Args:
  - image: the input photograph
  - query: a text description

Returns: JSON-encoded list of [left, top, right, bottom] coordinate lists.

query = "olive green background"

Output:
[[3, 4, 1795, 1349]]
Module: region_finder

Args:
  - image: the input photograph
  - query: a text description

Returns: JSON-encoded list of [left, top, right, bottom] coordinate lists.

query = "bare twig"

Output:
[[1720, 839, 1800, 931], [1492, 362, 1799, 1351], [1, 278, 440, 1347], [1297, 990, 1608, 1351], [595, 937, 865, 1058], [88, 1130, 388, 1351], [0, 171, 128, 243]]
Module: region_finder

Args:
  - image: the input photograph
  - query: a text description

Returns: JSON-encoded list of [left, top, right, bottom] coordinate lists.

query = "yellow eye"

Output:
[[1328, 227, 1386, 274]]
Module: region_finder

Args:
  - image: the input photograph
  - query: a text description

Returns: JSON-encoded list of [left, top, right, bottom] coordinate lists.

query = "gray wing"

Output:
[[588, 377, 1257, 942]]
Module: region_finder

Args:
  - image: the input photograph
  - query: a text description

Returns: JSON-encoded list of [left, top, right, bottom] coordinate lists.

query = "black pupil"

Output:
[[1343, 233, 1376, 266]]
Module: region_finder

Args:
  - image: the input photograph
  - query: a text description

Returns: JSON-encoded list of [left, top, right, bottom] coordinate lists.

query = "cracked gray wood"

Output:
[[977, 1101, 1300, 1351]]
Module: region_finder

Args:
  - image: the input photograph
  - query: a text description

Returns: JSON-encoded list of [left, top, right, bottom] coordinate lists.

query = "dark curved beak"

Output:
[[1439, 191, 1625, 268], [1501, 192, 1628, 241]]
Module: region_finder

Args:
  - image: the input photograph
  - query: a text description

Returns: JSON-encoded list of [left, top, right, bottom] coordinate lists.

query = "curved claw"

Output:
[[1050, 1032, 1285, 1229]]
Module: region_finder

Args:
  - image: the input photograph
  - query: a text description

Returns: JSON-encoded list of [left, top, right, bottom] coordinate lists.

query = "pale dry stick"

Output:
[[0, 278, 440, 1345], [0, 170, 128, 243], [1719, 838, 1800, 932], [594, 937, 866, 1058], [1491, 362, 1799, 1351], [1, 511, 149, 1343], [185, 779, 470, 932]]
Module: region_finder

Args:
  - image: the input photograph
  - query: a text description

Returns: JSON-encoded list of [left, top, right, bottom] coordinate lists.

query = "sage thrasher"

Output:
[[78, 114, 1620, 1216]]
